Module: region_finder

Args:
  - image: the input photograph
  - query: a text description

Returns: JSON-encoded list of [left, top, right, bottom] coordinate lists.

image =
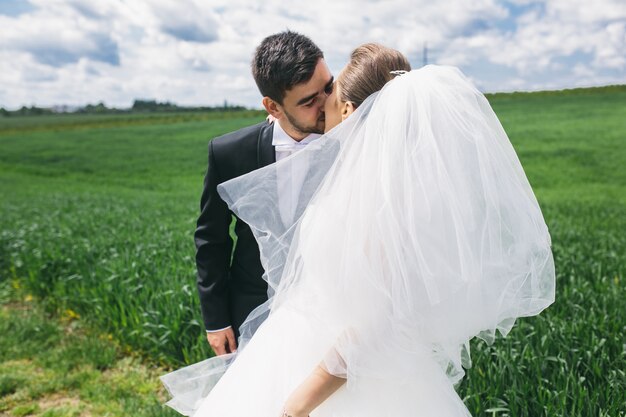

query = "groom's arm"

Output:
[[195, 139, 234, 333]]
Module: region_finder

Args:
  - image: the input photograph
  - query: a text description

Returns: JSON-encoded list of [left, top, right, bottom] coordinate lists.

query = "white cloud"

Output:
[[0, 0, 624, 109], [0, 5, 120, 66]]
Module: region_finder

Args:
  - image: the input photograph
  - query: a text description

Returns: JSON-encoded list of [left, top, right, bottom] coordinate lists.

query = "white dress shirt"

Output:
[[272, 121, 321, 227], [206, 121, 320, 333]]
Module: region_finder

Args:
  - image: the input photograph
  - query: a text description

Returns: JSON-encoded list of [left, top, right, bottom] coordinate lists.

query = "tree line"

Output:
[[0, 99, 248, 116]]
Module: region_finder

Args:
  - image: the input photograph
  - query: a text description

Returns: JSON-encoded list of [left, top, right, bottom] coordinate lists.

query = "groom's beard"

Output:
[[284, 109, 325, 135]]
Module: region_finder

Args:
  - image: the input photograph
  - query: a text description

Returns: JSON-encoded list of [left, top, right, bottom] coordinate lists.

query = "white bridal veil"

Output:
[[161, 65, 555, 415]]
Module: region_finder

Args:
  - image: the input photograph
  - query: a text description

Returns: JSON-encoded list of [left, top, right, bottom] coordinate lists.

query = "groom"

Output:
[[195, 31, 333, 356]]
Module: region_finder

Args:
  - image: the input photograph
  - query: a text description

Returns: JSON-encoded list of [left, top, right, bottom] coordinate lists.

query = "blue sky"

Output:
[[0, 0, 624, 109]]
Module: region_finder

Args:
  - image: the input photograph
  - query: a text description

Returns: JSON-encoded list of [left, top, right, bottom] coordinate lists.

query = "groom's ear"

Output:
[[262, 97, 283, 119], [341, 101, 355, 121]]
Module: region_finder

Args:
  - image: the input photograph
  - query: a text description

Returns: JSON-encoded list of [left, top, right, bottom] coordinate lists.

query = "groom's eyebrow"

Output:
[[296, 76, 334, 106]]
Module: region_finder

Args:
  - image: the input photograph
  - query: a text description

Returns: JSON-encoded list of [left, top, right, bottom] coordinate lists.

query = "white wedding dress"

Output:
[[161, 66, 555, 417]]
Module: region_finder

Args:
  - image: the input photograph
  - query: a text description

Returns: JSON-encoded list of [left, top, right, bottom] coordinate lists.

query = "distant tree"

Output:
[[132, 99, 160, 112], [132, 99, 184, 112], [83, 102, 109, 113]]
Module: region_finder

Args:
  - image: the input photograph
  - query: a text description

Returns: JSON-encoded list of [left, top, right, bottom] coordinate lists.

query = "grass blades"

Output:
[[0, 281, 178, 417]]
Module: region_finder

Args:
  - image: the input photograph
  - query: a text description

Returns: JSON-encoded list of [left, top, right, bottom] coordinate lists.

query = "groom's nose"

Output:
[[318, 93, 328, 110]]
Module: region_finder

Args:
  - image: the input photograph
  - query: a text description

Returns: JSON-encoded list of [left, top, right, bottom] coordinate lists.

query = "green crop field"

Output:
[[0, 86, 624, 416]]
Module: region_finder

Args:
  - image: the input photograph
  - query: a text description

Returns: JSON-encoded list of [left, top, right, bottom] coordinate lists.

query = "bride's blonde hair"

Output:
[[338, 43, 411, 108]]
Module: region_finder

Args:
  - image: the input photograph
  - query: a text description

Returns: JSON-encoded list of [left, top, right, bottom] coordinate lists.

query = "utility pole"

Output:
[[423, 42, 428, 67]]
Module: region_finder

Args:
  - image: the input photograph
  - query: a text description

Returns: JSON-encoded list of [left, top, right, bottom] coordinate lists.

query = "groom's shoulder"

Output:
[[210, 121, 271, 153]]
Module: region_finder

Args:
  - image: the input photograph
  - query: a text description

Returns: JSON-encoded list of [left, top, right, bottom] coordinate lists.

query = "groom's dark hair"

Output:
[[252, 31, 323, 104]]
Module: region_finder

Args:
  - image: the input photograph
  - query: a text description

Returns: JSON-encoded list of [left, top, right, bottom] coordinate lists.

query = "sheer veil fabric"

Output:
[[161, 65, 555, 416]]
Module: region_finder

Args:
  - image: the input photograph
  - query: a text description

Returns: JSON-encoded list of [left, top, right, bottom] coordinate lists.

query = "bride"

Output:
[[161, 44, 556, 417]]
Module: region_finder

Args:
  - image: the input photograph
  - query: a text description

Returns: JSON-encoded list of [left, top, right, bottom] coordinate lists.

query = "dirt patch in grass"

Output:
[[37, 394, 87, 416]]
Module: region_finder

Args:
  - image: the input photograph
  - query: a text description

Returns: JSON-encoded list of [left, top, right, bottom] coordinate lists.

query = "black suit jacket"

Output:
[[195, 121, 275, 335]]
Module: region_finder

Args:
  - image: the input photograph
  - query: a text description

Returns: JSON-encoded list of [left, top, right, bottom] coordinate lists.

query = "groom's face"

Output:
[[278, 58, 333, 136]]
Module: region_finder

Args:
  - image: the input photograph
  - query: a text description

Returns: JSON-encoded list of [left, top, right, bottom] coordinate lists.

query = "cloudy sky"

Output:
[[0, 0, 624, 109]]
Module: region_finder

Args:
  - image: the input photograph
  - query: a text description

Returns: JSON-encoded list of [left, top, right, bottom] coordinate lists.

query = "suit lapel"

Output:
[[257, 122, 276, 168]]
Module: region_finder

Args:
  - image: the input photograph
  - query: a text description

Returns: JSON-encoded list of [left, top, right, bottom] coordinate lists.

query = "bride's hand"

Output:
[[280, 399, 309, 417], [279, 407, 309, 417]]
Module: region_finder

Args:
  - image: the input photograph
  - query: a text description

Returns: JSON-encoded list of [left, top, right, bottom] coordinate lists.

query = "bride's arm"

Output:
[[281, 240, 390, 416], [281, 361, 346, 417], [281, 237, 388, 416]]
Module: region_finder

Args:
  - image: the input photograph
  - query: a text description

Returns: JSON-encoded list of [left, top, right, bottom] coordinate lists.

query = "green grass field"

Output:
[[0, 87, 624, 416], [0, 281, 176, 416]]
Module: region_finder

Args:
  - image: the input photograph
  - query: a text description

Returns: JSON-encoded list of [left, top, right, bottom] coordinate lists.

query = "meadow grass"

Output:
[[0, 280, 178, 417], [0, 88, 625, 416]]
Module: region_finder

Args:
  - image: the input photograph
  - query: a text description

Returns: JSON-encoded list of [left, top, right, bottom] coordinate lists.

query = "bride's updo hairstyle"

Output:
[[338, 43, 411, 108]]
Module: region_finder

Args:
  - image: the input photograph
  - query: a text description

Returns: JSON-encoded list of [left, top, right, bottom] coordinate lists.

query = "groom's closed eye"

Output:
[[298, 94, 318, 107], [297, 77, 335, 107]]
